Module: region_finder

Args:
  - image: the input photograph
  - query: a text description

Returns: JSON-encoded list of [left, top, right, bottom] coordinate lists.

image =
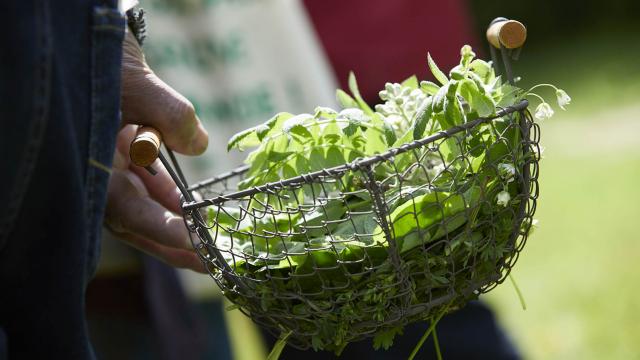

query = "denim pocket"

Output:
[[84, 5, 125, 279]]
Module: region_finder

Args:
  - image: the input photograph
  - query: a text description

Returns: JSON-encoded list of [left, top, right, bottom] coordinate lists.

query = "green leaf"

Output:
[[309, 147, 326, 171], [342, 123, 359, 137], [401, 75, 419, 89], [336, 89, 358, 109], [373, 326, 404, 350], [432, 82, 449, 113], [208, 206, 241, 228], [449, 64, 465, 80], [438, 136, 462, 163], [427, 53, 449, 86], [282, 163, 297, 180], [471, 152, 486, 173], [322, 120, 342, 144], [412, 98, 433, 140], [496, 84, 523, 108], [288, 124, 313, 142], [458, 80, 495, 117], [268, 151, 294, 163], [470, 59, 494, 83], [392, 192, 455, 238], [325, 145, 345, 168], [227, 127, 260, 151], [271, 130, 290, 152], [294, 154, 310, 174], [420, 80, 440, 95], [314, 106, 338, 119], [348, 72, 375, 116], [443, 80, 463, 126], [364, 121, 387, 154], [374, 187, 481, 253], [299, 199, 347, 229], [258, 112, 294, 141], [383, 118, 397, 145]]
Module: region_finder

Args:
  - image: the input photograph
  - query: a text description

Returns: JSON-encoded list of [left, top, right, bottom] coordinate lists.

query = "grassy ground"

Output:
[[484, 29, 640, 360]]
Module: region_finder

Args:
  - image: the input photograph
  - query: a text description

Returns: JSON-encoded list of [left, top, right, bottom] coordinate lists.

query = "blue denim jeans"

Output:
[[0, 0, 123, 358]]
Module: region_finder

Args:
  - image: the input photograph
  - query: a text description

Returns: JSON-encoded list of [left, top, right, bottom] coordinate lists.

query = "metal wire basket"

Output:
[[132, 18, 540, 353]]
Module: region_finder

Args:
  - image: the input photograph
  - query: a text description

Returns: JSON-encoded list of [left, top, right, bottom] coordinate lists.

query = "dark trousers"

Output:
[[0, 1, 123, 358], [265, 301, 521, 360]]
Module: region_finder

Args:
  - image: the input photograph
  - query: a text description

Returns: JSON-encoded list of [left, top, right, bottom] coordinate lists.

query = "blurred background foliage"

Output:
[[465, 1, 640, 359]]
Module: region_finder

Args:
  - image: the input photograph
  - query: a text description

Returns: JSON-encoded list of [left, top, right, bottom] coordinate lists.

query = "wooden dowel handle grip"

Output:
[[130, 126, 162, 167], [486, 19, 527, 49]]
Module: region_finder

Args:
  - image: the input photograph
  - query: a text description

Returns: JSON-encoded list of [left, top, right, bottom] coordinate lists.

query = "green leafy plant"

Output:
[[208, 45, 568, 356]]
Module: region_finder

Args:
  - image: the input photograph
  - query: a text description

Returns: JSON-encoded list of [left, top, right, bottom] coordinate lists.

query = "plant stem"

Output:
[[526, 83, 558, 94], [267, 331, 292, 360], [509, 273, 527, 310], [408, 302, 451, 360], [408, 320, 436, 360], [525, 92, 546, 104], [432, 319, 443, 360]]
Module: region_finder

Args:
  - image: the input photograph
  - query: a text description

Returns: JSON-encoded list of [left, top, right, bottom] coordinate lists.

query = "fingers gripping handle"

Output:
[[130, 126, 161, 173], [486, 19, 527, 49]]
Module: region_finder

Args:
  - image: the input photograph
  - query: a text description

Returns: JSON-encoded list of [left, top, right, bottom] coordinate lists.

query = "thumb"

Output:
[[120, 29, 208, 155]]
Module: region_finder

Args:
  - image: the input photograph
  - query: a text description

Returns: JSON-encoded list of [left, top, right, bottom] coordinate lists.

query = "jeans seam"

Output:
[[0, 0, 52, 250], [84, 5, 124, 278], [88, 158, 113, 174]]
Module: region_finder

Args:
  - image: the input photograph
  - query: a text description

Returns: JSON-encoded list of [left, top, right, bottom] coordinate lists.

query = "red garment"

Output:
[[303, 0, 479, 103]]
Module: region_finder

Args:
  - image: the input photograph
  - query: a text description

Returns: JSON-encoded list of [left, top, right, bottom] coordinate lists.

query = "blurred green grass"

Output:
[[484, 29, 640, 360]]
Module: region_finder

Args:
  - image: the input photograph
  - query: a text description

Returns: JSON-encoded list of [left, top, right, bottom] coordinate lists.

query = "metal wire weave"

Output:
[[178, 100, 540, 350]]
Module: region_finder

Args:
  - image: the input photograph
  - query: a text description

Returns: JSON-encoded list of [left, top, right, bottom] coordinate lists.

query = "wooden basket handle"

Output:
[[486, 19, 527, 49], [130, 126, 162, 167]]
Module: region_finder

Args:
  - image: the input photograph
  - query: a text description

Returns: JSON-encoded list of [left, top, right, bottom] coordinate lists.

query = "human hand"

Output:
[[104, 29, 208, 273]]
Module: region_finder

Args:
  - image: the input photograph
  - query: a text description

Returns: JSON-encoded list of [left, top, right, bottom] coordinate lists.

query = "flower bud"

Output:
[[496, 191, 511, 207], [534, 102, 554, 121], [555, 89, 571, 110]]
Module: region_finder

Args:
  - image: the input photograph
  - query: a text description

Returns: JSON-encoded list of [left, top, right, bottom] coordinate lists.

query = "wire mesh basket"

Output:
[[134, 18, 540, 353]]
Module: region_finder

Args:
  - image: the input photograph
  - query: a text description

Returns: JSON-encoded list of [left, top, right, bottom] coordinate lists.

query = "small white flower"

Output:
[[533, 145, 546, 160], [534, 102, 554, 121], [555, 89, 571, 110], [404, 101, 416, 112], [431, 163, 446, 176], [410, 88, 424, 99], [383, 114, 404, 130], [496, 191, 511, 207], [385, 82, 395, 94], [498, 163, 516, 182]]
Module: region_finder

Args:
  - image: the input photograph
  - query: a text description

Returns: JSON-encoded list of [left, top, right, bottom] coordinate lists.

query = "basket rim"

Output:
[[182, 99, 529, 211]]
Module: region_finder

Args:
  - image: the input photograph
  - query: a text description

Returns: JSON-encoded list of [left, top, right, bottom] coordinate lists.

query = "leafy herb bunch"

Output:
[[205, 45, 568, 355]]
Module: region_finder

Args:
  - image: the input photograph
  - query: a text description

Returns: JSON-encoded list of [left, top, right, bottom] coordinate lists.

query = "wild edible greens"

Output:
[[209, 45, 567, 355]]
